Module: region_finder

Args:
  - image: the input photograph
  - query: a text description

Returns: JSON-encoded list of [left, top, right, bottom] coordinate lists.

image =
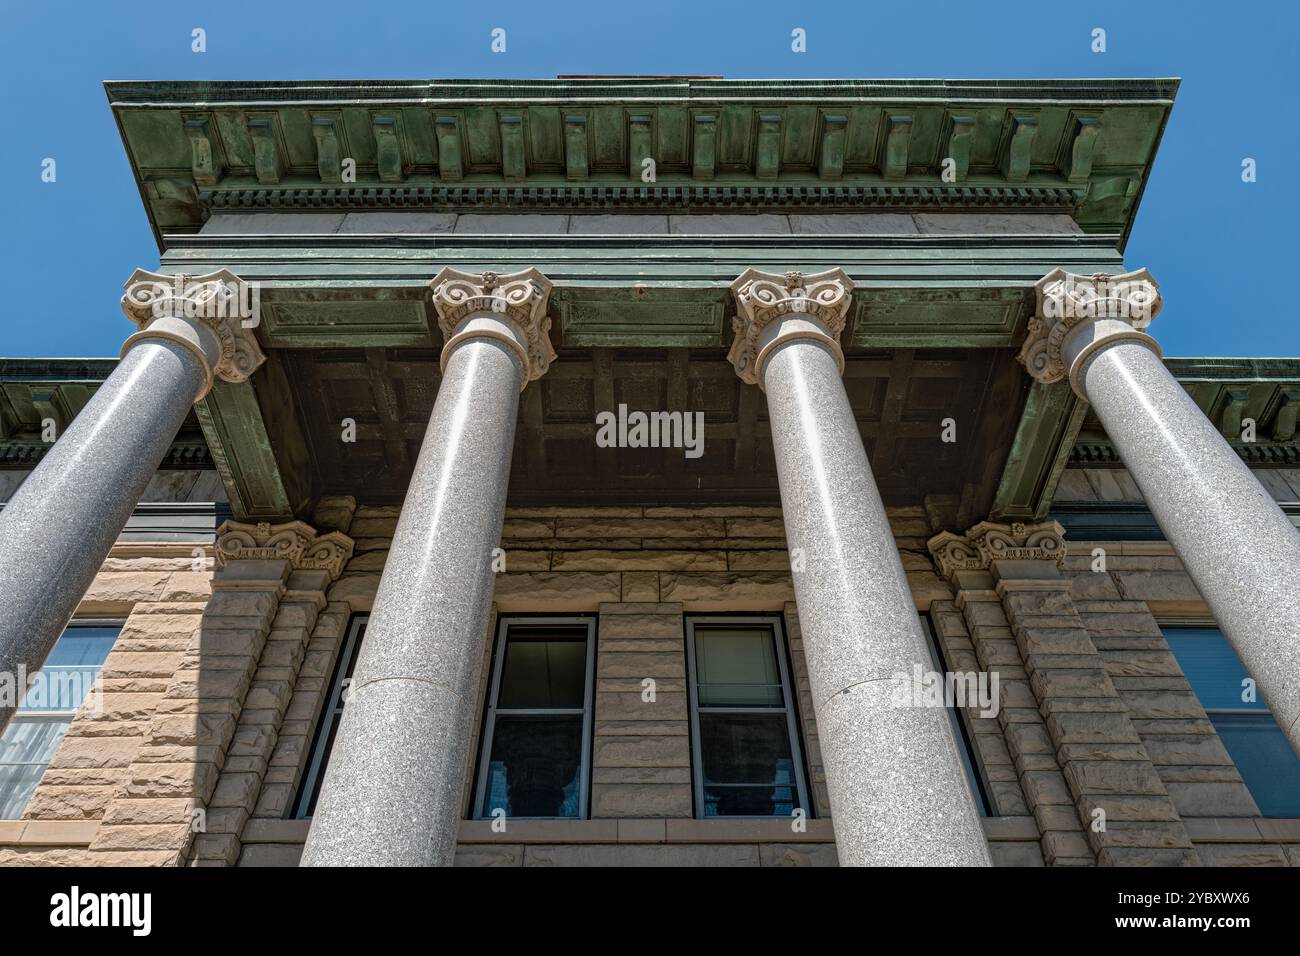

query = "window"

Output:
[[685, 616, 810, 818], [0, 623, 121, 819], [920, 615, 991, 815], [293, 614, 367, 819], [472, 617, 596, 819], [1164, 625, 1300, 818]]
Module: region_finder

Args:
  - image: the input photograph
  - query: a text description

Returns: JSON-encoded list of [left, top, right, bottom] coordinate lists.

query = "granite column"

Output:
[[301, 268, 555, 867], [1021, 268, 1300, 756], [0, 269, 264, 731], [729, 268, 991, 866]]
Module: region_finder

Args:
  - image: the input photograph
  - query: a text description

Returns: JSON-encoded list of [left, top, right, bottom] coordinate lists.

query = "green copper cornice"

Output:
[[155, 234, 1124, 349], [106, 77, 1177, 249], [993, 358, 1300, 520], [0, 360, 210, 469]]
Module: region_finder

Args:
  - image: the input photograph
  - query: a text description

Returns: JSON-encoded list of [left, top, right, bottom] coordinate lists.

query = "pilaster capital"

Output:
[[121, 269, 267, 399], [1017, 268, 1163, 396], [215, 520, 355, 581], [728, 268, 854, 386], [927, 519, 1066, 582], [429, 267, 556, 387]]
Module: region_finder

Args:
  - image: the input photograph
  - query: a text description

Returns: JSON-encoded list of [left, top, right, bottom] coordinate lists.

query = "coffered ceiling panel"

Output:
[[280, 345, 1023, 510]]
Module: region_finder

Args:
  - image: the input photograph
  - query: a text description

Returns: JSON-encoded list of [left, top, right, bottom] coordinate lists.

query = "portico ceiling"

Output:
[[280, 345, 1022, 515]]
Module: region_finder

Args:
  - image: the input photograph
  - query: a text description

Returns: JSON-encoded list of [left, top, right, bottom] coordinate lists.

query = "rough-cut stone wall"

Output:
[[591, 603, 692, 819], [1052, 464, 1300, 865], [227, 500, 944, 867], [0, 543, 214, 866], [996, 570, 1196, 866], [7, 490, 1300, 867]]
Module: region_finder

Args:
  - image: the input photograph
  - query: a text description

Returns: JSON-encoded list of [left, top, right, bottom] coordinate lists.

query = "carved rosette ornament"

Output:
[[728, 268, 855, 386], [1017, 268, 1163, 393], [927, 520, 1066, 582], [215, 520, 354, 581], [429, 267, 556, 387], [120, 268, 267, 398]]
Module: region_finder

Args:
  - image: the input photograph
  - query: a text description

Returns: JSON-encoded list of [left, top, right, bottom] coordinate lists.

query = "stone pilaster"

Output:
[[925, 601, 1031, 817], [88, 521, 350, 866], [930, 521, 1198, 866], [929, 527, 1084, 864], [196, 523, 352, 865]]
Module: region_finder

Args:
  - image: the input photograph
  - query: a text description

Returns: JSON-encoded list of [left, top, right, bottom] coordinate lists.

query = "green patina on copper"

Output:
[[81, 77, 1187, 519], [991, 380, 1086, 521], [108, 78, 1178, 248], [992, 360, 1300, 520], [0, 360, 209, 469], [156, 234, 1124, 349]]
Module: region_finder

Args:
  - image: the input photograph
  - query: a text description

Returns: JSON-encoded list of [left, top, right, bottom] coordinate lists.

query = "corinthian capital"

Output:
[[429, 268, 556, 386], [1018, 268, 1163, 393], [121, 269, 267, 398], [728, 268, 854, 386], [215, 520, 355, 581], [927, 520, 1066, 582]]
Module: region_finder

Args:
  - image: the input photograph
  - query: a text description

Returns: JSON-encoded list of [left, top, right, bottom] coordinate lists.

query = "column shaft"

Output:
[[1080, 341, 1300, 751], [301, 337, 523, 866], [0, 340, 207, 729], [762, 337, 991, 865]]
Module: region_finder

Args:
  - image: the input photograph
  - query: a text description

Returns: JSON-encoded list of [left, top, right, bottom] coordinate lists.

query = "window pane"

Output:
[[0, 718, 71, 819], [19, 626, 119, 713], [1163, 628, 1267, 711], [699, 713, 796, 816], [482, 715, 583, 818], [1211, 714, 1300, 818], [498, 629, 587, 709], [694, 627, 783, 707], [43, 627, 119, 668]]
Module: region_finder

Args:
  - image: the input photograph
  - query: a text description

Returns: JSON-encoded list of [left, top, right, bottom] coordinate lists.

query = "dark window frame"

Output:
[[919, 613, 993, 816], [470, 614, 597, 821], [684, 613, 812, 820], [1162, 621, 1300, 819], [291, 613, 367, 820]]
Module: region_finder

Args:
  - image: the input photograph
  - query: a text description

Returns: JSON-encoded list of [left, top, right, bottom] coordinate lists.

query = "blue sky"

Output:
[[1, 0, 1296, 358]]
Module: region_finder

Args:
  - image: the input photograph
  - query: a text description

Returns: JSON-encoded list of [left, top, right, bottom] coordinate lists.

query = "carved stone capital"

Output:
[[121, 269, 267, 398], [927, 520, 1066, 582], [1017, 268, 1163, 395], [728, 268, 854, 386], [215, 520, 354, 581], [429, 268, 556, 387]]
